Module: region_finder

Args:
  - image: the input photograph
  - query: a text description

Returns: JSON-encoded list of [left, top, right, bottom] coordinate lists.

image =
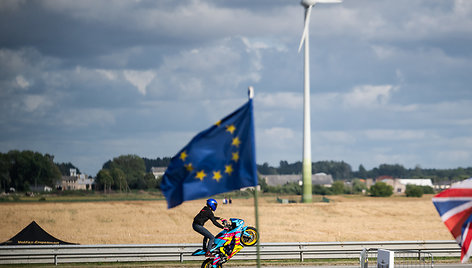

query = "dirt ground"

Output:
[[0, 195, 452, 245]]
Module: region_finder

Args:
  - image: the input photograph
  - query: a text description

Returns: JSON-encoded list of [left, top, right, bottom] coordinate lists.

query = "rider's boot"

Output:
[[205, 244, 214, 257]]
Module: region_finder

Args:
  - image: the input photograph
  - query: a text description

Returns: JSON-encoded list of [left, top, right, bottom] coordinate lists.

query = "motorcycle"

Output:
[[192, 218, 259, 268]]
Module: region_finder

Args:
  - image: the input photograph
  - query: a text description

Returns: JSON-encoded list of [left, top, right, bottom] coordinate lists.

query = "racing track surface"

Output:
[[220, 265, 470, 268]]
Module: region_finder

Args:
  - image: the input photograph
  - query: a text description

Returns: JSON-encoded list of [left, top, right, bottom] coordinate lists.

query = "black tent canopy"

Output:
[[1, 221, 76, 245]]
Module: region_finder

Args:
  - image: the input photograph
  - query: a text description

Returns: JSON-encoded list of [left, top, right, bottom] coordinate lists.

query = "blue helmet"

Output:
[[207, 198, 218, 211]]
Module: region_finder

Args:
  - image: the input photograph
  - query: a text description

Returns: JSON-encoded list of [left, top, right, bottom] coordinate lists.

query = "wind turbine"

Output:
[[298, 0, 342, 203]]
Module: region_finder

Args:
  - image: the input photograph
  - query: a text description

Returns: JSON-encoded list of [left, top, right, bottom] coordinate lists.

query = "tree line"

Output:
[[0, 150, 62, 192], [259, 177, 434, 198], [2, 150, 472, 193], [0, 150, 171, 193], [95, 155, 173, 192], [257, 160, 472, 183]]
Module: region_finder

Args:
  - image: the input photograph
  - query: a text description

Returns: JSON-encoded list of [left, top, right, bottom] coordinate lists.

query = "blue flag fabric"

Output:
[[161, 99, 257, 209]]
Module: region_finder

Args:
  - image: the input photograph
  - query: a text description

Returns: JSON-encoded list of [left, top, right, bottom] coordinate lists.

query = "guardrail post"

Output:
[[299, 244, 304, 262], [54, 254, 58, 265], [180, 252, 183, 263]]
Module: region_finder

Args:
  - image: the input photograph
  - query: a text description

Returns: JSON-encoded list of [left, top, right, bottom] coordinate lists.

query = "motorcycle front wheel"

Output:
[[241, 226, 259, 246], [201, 258, 222, 268]]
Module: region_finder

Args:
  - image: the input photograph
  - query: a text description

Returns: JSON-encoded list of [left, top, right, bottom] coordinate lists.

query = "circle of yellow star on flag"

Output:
[[232, 137, 241, 147], [232, 152, 239, 162], [226, 125, 236, 134], [213, 171, 222, 182], [195, 170, 206, 181], [180, 151, 188, 161], [224, 165, 233, 175]]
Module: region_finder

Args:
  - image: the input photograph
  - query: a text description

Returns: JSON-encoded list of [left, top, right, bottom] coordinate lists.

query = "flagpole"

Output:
[[248, 86, 261, 268], [254, 185, 261, 268]]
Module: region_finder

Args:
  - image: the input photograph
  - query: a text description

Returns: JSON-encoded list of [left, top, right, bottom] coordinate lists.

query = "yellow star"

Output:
[[180, 151, 188, 161], [215, 120, 222, 126], [224, 165, 233, 175], [232, 152, 239, 162], [212, 171, 222, 182], [195, 170, 206, 181], [226, 125, 236, 134], [185, 163, 194, 172], [232, 137, 241, 147]]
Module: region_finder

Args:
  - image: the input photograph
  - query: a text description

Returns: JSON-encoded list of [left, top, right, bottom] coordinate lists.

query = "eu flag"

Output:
[[161, 98, 257, 209]]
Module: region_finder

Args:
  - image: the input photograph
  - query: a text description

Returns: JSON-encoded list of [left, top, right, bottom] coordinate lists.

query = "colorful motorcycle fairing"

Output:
[[192, 218, 254, 267]]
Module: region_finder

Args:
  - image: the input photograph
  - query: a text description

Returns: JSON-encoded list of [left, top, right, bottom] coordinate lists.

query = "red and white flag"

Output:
[[432, 178, 472, 263]]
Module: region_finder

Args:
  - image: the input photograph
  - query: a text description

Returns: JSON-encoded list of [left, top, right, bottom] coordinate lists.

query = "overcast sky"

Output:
[[1, 0, 471, 175]]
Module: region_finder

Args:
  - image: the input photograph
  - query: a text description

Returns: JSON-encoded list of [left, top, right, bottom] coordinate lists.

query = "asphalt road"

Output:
[[229, 265, 470, 268], [29, 263, 472, 268]]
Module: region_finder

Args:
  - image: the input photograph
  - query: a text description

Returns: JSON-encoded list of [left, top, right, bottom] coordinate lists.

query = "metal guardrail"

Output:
[[0, 240, 461, 265]]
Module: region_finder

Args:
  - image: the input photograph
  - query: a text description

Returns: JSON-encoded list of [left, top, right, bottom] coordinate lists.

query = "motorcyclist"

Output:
[[192, 198, 225, 256]]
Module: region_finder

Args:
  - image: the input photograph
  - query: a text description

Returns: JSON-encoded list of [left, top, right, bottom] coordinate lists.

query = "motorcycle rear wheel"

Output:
[[201, 258, 222, 268], [241, 226, 258, 246]]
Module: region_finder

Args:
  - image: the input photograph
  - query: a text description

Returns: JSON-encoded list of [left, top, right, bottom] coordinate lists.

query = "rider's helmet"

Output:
[[206, 198, 218, 211]]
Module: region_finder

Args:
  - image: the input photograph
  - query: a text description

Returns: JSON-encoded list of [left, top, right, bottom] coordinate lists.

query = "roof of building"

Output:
[[261, 174, 333, 186], [398, 179, 433, 187], [151, 167, 167, 173]]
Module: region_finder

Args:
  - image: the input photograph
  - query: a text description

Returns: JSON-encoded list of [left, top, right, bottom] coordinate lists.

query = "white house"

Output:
[[57, 168, 94, 191], [151, 167, 167, 179], [398, 179, 433, 187], [377, 178, 433, 194]]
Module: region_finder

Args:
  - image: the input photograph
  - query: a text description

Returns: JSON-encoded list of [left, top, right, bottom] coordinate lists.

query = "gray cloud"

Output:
[[1, 0, 471, 175]]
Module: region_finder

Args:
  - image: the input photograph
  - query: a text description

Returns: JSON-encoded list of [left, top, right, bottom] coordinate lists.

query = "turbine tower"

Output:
[[298, 0, 342, 203]]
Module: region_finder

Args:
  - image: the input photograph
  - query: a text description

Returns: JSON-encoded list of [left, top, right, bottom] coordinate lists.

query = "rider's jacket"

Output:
[[193, 205, 224, 228]]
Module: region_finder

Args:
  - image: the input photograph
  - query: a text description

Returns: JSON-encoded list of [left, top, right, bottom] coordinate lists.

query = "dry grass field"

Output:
[[0, 194, 452, 245]]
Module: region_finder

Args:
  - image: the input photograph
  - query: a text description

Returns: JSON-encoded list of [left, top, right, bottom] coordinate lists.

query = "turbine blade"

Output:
[[315, 0, 342, 3], [298, 5, 312, 53]]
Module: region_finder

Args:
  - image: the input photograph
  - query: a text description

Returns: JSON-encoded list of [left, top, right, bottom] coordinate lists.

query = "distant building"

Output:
[[56, 168, 94, 191], [313, 173, 334, 187], [398, 179, 433, 187], [367, 177, 433, 194], [261, 173, 333, 187], [151, 167, 167, 179], [433, 180, 453, 191], [365, 176, 393, 189]]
